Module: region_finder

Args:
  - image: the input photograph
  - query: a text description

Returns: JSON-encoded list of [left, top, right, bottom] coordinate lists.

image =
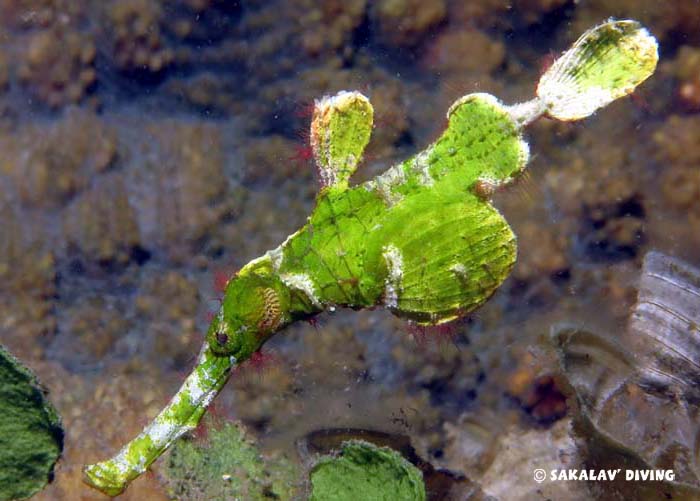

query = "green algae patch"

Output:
[[0, 345, 63, 500], [164, 419, 300, 500], [309, 440, 425, 501]]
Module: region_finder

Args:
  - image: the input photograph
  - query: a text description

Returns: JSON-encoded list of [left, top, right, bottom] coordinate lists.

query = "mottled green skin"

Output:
[[210, 258, 293, 360], [312, 91, 373, 189], [537, 19, 658, 121], [85, 20, 659, 497], [287, 94, 522, 317], [209, 21, 659, 360], [209, 94, 525, 356], [559, 21, 654, 93], [83, 345, 233, 496]]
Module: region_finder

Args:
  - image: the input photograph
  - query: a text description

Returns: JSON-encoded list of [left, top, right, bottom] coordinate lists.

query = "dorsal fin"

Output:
[[311, 91, 373, 190]]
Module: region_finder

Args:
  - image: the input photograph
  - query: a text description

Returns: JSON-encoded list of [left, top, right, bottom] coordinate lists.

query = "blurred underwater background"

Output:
[[1, 0, 700, 499]]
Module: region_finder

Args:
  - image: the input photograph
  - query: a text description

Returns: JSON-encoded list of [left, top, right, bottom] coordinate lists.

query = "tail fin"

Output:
[[537, 19, 658, 121]]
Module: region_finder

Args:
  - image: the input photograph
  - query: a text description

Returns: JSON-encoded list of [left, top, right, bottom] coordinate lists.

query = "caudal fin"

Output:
[[537, 19, 658, 121]]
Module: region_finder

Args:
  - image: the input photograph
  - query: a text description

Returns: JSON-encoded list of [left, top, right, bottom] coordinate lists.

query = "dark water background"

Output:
[[1, 1, 699, 499]]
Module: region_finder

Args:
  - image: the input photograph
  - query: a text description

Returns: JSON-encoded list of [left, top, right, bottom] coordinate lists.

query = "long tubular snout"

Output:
[[83, 343, 236, 496]]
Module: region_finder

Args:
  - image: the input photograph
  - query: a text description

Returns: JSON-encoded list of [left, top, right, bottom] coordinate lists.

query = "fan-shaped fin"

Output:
[[537, 19, 658, 121]]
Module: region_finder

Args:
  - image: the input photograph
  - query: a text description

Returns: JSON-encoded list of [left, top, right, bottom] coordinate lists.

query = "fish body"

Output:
[[84, 20, 659, 496], [211, 93, 527, 357]]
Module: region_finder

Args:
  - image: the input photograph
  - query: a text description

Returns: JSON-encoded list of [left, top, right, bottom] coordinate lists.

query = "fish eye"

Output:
[[215, 331, 228, 346], [208, 321, 244, 356]]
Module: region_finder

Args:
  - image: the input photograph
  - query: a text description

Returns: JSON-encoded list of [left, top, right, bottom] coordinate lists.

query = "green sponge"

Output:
[[310, 440, 425, 501], [0, 345, 63, 501]]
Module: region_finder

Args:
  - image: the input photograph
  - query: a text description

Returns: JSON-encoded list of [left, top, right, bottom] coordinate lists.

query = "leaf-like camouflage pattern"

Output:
[[84, 20, 659, 496], [276, 94, 525, 324]]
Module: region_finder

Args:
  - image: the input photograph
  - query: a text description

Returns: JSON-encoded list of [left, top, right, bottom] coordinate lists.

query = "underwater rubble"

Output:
[[554, 252, 700, 492]]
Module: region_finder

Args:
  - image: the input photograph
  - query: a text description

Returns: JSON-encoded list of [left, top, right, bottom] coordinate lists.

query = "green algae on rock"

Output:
[[0, 345, 63, 501], [84, 20, 657, 496], [164, 420, 299, 500], [310, 440, 425, 501]]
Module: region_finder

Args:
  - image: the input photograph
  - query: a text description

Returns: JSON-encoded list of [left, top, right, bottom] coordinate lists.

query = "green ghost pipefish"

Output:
[[84, 20, 657, 496]]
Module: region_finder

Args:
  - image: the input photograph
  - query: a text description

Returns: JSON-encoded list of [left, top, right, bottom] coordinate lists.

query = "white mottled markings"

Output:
[[187, 363, 214, 403], [450, 263, 471, 287], [505, 98, 547, 128], [281, 272, 323, 308], [447, 92, 502, 119], [538, 80, 617, 121], [112, 451, 132, 475], [450, 263, 468, 278], [411, 149, 434, 186], [84, 342, 235, 494], [365, 164, 406, 206], [518, 138, 531, 167], [365, 148, 437, 206], [146, 422, 173, 449], [316, 106, 335, 186], [262, 228, 302, 272], [382, 244, 404, 308], [536, 21, 657, 121], [267, 246, 284, 271]]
